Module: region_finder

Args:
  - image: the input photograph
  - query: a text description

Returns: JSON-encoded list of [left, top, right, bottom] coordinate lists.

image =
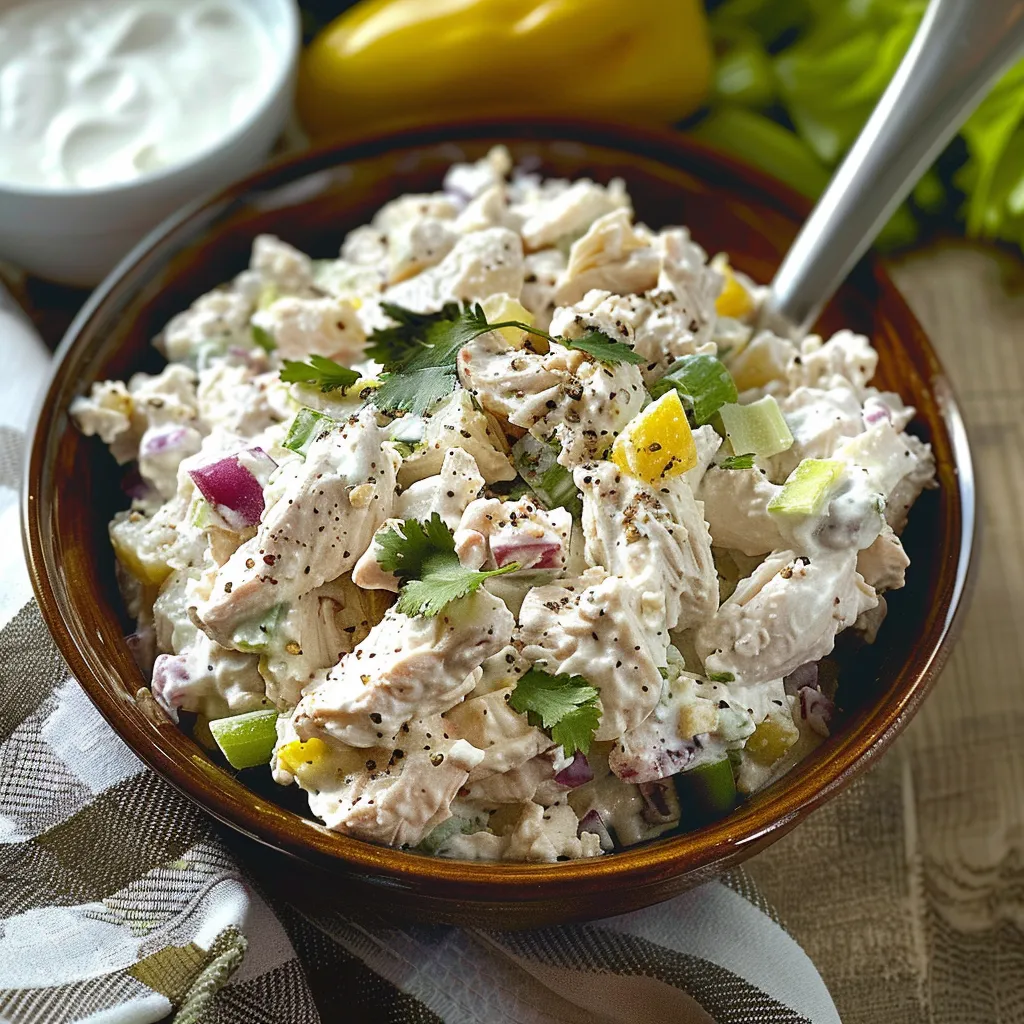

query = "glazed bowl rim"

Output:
[[22, 117, 976, 900]]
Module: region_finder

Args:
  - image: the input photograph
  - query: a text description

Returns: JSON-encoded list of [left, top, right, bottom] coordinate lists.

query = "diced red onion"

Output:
[[140, 425, 192, 458], [491, 535, 564, 570], [784, 662, 819, 696], [188, 448, 275, 530], [577, 809, 615, 851], [862, 398, 893, 427], [126, 627, 156, 676], [151, 653, 190, 723], [609, 731, 697, 784], [799, 686, 834, 737], [554, 752, 593, 788], [638, 780, 676, 824], [120, 464, 152, 502]]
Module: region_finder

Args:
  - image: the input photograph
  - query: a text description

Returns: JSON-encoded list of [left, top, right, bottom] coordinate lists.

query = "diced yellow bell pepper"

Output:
[[745, 716, 799, 767], [612, 390, 697, 485], [277, 737, 330, 782], [715, 265, 753, 320], [299, 0, 713, 140], [110, 529, 173, 587], [480, 293, 535, 348]]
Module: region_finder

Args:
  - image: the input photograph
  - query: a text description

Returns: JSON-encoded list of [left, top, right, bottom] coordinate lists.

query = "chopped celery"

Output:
[[688, 107, 830, 200], [650, 354, 738, 426], [675, 759, 738, 824], [231, 605, 284, 654], [512, 434, 582, 517], [718, 396, 793, 458], [283, 408, 333, 456], [416, 815, 478, 855], [251, 324, 276, 353], [209, 709, 278, 770], [714, 34, 776, 109], [256, 283, 279, 311], [190, 496, 213, 528], [768, 458, 844, 516]]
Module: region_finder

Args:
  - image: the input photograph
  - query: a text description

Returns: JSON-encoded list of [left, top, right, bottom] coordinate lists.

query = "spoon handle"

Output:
[[763, 0, 1024, 335]]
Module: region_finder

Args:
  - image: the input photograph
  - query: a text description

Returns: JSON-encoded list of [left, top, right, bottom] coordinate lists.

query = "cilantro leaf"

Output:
[[375, 513, 520, 618], [719, 454, 755, 470], [559, 330, 646, 365], [368, 303, 643, 415], [551, 704, 603, 759], [371, 365, 461, 417], [508, 667, 602, 757], [280, 355, 360, 393], [251, 324, 276, 353], [366, 302, 462, 364], [369, 305, 492, 414]]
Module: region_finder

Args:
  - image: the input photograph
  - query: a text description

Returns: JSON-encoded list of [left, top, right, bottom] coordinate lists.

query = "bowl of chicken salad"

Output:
[[25, 121, 973, 925]]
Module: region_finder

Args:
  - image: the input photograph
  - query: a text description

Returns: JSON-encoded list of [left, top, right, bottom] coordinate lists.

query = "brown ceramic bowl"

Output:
[[23, 120, 974, 927]]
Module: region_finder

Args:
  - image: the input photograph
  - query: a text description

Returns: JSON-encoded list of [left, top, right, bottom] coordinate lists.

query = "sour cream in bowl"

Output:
[[0, 0, 299, 285]]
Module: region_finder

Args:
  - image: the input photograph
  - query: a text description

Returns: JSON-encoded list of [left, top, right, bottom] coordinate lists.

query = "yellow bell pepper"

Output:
[[299, 0, 714, 140], [714, 264, 754, 320], [277, 737, 330, 782], [611, 390, 697, 485]]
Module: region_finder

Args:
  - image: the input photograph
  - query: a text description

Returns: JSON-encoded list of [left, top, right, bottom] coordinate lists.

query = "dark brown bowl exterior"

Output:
[[23, 120, 975, 927]]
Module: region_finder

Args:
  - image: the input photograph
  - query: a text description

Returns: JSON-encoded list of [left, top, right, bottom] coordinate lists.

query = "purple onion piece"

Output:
[[638, 780, 676, 825], [862, 398, 893, 427], [799, 686, 834, 738], [188, 452, 268, 530], [554, 752, 593, 789], [577, 809, 615, 851], [140, 426, 191, 457], [120, 464, 152, 502], [150, 653, 191, 723], [126, 627, 156, 676], [784, 661, 819, 697]]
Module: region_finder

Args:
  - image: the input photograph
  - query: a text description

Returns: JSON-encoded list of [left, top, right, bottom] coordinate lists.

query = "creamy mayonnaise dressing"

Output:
[[70, 148, 937, 862], [0, 0, 272, 189]]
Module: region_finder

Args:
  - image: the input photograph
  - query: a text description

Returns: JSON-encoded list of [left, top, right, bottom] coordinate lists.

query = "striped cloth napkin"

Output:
[[0, 287, 841, 1024]]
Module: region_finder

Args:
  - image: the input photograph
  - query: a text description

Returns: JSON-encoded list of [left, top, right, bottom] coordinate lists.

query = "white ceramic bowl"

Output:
[[0, 0, 300, 286]]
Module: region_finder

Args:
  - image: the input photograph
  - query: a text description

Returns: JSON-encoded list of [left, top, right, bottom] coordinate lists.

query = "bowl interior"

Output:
[[24, 122, 973, 925]]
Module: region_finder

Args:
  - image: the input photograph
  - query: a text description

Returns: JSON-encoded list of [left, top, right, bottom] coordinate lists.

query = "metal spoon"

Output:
[[763, 0, 1024, 336]]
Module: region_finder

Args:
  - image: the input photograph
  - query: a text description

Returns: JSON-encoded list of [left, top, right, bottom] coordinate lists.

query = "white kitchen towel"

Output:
[[0, 296, 840, 1024]]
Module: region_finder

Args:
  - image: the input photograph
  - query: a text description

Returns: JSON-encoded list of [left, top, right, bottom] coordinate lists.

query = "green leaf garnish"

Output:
[[375, 513, 520, 618], [251, 324, 276, 353], [367, 302, 644, 416], [366, 301, 463, 364], [650, 354, 738, 425], [508, 666, 602, 757], [719, 454, 755, 470], [280, 355, 360, 393], [706, 671, 735, 683]]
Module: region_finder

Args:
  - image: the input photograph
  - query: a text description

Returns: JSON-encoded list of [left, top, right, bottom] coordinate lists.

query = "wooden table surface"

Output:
[[7, 240, 1022, 1022]]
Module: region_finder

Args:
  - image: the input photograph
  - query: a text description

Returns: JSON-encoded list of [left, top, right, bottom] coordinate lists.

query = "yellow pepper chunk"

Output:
[[745, 716, 799, 767], [299, 0, 713, 140], [110, 531, 172, 587], [612, 390, 697, 485], [480, 293, 535, 348], [277, 737, 330, 782], [715, 265, 754, 320]]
